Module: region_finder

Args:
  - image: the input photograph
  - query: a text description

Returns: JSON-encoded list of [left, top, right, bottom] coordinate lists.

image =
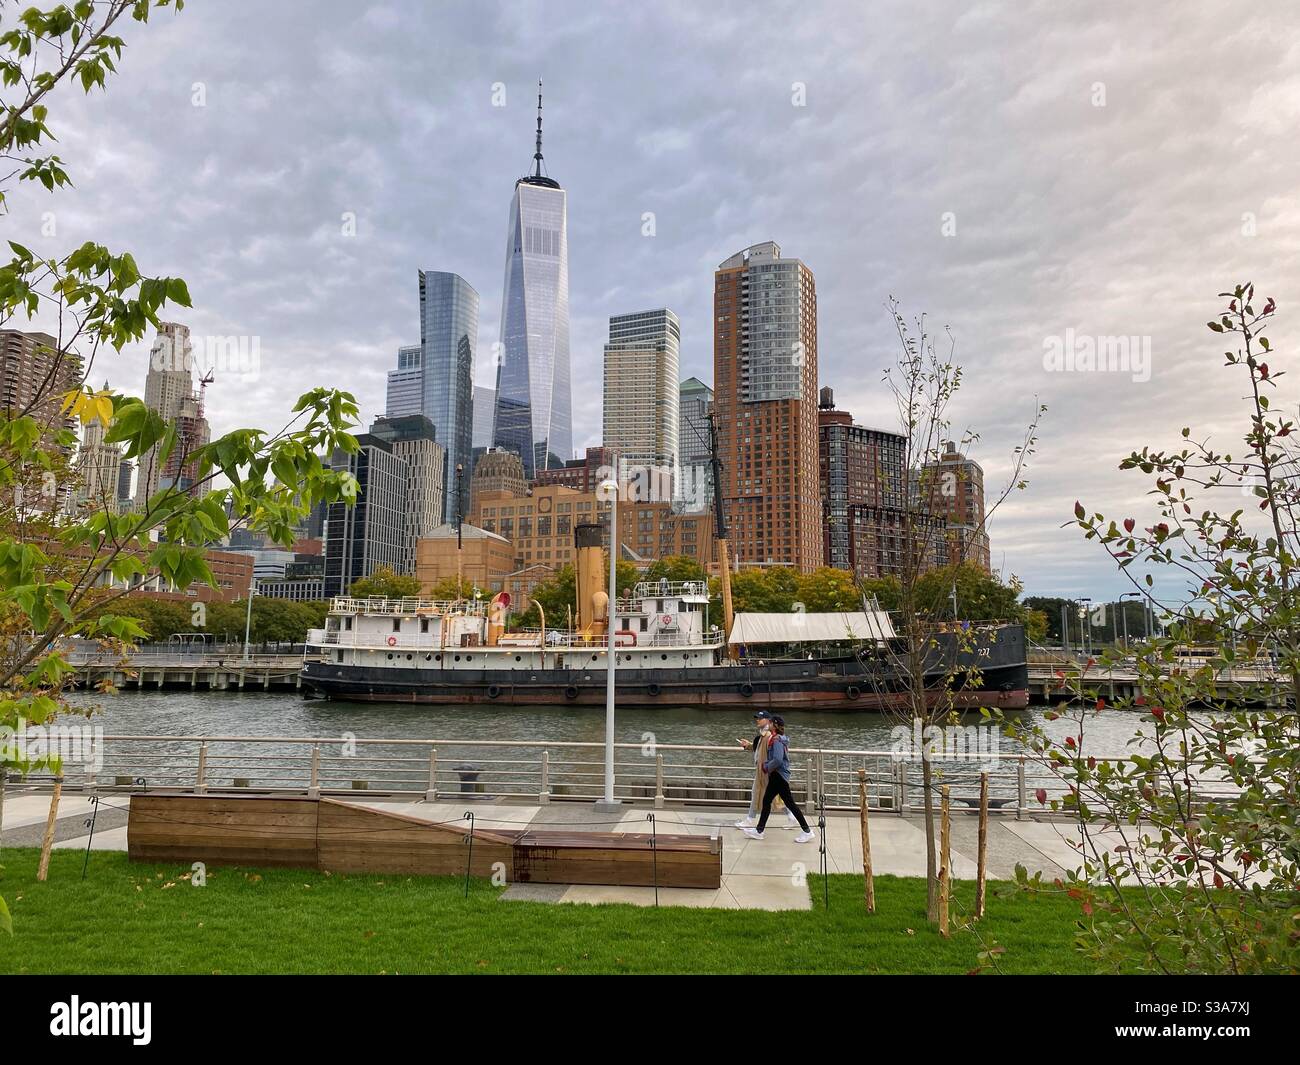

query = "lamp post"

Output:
[[242, 578, 258, 661], [1120, 592, 1142, 651], [596, 478, 620, 810], [1078, 598, 1092, 660]]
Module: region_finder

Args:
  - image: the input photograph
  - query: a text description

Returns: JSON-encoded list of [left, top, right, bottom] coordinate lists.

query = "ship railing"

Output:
[[628, 580, 709, 600], [328, 596, 486, 616], [3, 734, 1250, 816]]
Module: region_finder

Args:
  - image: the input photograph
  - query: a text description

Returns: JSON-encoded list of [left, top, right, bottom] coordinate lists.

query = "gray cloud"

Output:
[[8, 0, 1299, 603]]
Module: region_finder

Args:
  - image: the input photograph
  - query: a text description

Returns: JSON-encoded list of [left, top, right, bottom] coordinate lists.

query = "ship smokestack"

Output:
[[574, 523, 608, 636]]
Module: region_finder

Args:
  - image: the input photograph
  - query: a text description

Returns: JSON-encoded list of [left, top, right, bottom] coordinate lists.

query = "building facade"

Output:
[[532, 445, 616, 494], [917, 441, 991, 571], [0, 328, 83, 441], [413, 523, 516, 596], [71, 387, 124, 514], [469, 447, 528, 512], [492, 88, 571, 477], [713, 242, 821, 571], [602, 308, 679, 485], [323, 432, 411, 597], [367, 414, 445, 572], [135, 322, 209, 504], [677, 376, 713, 512]]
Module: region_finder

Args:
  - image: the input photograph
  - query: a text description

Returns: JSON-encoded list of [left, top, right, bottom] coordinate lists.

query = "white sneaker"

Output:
[[734, 817, 756, 829], [794, 830, 816, 844], [741, 827, 765, 840]]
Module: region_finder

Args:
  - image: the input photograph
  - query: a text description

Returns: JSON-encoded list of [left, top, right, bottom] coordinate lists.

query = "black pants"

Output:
[[756, 773, 809, 832]]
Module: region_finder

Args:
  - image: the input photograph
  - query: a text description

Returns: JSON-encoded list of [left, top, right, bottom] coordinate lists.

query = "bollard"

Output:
[[454, 763, 483, 795]]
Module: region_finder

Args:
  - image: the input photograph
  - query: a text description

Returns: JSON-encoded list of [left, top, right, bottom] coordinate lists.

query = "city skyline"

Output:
[[7, 0, 1300, 601]]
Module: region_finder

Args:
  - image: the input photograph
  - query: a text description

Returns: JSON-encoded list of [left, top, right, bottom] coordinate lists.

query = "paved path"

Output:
[[0, 790, 1083, 910]]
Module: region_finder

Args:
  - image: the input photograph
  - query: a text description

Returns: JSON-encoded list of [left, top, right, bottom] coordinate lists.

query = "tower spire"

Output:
[[533, 79, 544, 177]]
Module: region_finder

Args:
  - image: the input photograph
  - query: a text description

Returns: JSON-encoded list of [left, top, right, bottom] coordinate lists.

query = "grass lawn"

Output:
[[0, 848, 1095, 974]]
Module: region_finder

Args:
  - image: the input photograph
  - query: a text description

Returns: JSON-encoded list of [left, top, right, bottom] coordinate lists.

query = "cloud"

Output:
[[7, 0, 1300, 601]]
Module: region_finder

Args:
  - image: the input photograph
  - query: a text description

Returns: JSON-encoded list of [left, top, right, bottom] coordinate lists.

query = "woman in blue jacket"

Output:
[[742, 715, 815, 843]]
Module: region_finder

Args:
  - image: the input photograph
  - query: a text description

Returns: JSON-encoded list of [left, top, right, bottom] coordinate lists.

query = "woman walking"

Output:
[[742, 715, 815, 843]]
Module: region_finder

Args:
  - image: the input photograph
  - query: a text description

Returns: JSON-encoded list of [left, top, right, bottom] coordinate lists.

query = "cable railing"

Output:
[[1, 734, 1250, 815]]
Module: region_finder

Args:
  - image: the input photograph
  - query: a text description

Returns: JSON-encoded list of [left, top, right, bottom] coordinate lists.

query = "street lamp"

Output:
[[596, 478, 620, 810], [1078, 598, 1092, 659], [1120, 592, 1142, 650], [242, 578, 259, 661]]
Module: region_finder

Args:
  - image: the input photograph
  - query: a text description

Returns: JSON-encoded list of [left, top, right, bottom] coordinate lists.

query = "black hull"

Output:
[[301, 625, 1030, 713]]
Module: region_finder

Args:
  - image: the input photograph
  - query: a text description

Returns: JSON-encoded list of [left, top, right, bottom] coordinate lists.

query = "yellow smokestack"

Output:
[[575, 522, 606, 637]]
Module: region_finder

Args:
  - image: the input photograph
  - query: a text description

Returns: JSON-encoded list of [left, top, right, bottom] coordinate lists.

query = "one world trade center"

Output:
[[492, 83, 571, 478]]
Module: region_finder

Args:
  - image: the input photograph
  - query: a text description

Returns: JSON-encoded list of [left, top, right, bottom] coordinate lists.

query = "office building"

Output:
[[602, 308, 679, 487]]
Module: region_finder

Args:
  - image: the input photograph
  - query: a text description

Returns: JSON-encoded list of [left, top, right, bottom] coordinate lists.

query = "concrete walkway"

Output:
[[1, 789, 1089, 910]]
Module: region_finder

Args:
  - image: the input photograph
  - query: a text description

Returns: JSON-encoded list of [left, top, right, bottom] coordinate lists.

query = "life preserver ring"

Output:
[[647, 683, 662, 697], [564, 685, 580, 700], [739, 682, 754, 698], [487, 684, 502, 699], [661, 615, 673, 625], [846, 685, 862, 701], [387, 636, 397, 647]]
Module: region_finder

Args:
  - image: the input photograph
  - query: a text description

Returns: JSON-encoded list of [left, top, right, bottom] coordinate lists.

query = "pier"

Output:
[[67, 652, 305, 692]]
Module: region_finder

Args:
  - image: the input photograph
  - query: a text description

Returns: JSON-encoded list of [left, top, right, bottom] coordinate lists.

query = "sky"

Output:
[[7, 0, 1300, 602]]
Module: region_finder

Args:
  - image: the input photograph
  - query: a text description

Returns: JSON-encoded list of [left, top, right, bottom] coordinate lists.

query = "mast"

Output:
[[707, 410, 736, 655], [533, 80, 544, 179]]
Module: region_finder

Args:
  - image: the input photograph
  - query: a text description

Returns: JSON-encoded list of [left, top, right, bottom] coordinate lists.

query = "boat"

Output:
[[300, 523, 1028, 711]]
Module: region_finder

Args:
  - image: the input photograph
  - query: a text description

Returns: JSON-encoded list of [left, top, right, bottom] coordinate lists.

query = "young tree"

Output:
[[347, 567, 421, 600], [1018, 283, 1300, 973], [0, 2, 358, 932], [866, 300, 1043, 922]]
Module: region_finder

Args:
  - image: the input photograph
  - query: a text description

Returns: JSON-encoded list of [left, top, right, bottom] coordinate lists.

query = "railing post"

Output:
[[654, 753, 665, 809], [425, 747, 438, 802], [806, 750, 820, 807], [539, 749, 550, 805], [1016, 758, 1026, 821], [897, 758, 908, 815], [195, 742, 208, 795], [308, 744, 320, 798]]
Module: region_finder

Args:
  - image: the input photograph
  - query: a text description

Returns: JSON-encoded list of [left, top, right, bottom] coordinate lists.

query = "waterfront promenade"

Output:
[[0, 788, 1088, 910]]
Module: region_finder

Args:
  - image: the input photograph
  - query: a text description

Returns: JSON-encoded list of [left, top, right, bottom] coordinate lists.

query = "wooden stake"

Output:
[[36, 777, 62, 882], [858, 768, 875, 913], [938, 784, 950, 938], [976, 772, 989, 919]]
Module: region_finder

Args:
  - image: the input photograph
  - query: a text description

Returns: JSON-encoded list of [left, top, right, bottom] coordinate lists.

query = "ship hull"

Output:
[[300, 657, 1029, 712]]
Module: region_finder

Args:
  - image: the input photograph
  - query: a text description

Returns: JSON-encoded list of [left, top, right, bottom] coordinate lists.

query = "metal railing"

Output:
[[4, 734, 1250, 815]]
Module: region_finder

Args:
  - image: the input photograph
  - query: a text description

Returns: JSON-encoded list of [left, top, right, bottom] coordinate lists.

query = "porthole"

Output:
[[515, 655, 522, 662], [591, 654, 598, 662], [455, 654, 461, 662], [436, 654, 442, 662], [386, 653, 393, 660], [406, 654, 413, 661], [661, 654, 668, 661], [425, 654, 432, 662], [466, 655, 472, 661]]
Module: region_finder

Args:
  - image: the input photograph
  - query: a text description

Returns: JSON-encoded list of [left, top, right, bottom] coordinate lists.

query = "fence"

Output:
[[3, 734, 1248, 815]]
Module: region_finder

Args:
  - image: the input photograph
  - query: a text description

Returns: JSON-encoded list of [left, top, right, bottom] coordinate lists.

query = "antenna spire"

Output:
[[533, 79, 544, 177]]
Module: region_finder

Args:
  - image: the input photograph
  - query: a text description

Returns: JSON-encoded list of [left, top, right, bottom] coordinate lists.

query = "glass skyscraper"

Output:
[[385, 273, 477, 522], [493, 87, 571, 478]]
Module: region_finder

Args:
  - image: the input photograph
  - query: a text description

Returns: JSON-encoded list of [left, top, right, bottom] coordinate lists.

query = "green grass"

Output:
[[0, 848, 1095, 974]]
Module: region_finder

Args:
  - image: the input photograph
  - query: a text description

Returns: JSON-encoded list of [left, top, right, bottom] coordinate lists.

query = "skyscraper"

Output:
[[135, 322, 209, 504], [71, 381, 123, 514], [0, 328, 83, 442], [367, 414, 445, 574], [713, 242, 821, 572], [385, 275, 477, 523], [677, 376, 713, 513], [917, 440, 991, 571], [602, 309, 679, 487], [493, 84, 571, 478]]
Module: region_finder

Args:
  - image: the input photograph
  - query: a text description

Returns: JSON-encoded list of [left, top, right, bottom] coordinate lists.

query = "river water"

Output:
[[66, 689, 1151, 756]]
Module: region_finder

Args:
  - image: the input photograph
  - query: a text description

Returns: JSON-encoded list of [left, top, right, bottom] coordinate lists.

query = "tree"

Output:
[[796, 567, 861, 612], [348, 567, 421, 599], [0, 1, 358, 934], [868, 299, 1043, 923], [1018, 282, 1300, 973], [642, 555, 706, 584]]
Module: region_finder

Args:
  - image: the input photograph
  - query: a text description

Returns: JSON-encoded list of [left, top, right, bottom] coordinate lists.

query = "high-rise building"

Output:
[[677, 376, 713, 513], [471, 385, 496, 449], [135, 322, 209, 504], [469, 447, 528, 510], [384, 344, 423, 417], [0, 328, 83, 440], [917, 441, 991, 571], [323, 432, 411, 598], [602, 309, 679, 487], [367, 414, 445, 575], [115, 457, 134, 511], [493, 84, 571, 478], [713, 241, 821, 571], [384, 274, 477, 523], [817, 387, 907, 570], [69, 385, 123, 515]]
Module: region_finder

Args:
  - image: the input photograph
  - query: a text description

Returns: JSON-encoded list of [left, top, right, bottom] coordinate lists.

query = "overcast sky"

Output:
[[8, 0, 1300, 601]]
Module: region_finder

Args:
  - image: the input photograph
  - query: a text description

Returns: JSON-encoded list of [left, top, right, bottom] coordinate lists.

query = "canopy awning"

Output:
[[728, 611, 895, 645]]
